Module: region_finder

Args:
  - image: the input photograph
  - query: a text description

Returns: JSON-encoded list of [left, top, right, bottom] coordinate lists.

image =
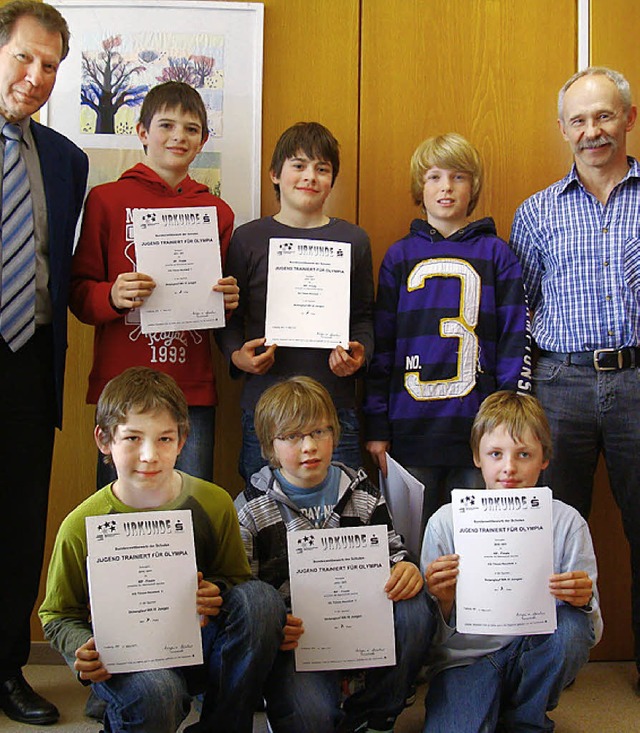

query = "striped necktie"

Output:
[[0, 122, 35, 352]]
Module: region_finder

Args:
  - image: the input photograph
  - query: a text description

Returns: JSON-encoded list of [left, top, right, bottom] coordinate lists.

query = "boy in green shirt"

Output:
[[39, 367, 285, 732]]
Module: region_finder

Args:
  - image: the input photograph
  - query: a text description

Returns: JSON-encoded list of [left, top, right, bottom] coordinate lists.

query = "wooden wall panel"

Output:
[[588, 463, 633, 661], [591, 0, 640, 158], [359, 0, 575, 275], [259, 0, 360, 222], [32, 318, 96, 642]]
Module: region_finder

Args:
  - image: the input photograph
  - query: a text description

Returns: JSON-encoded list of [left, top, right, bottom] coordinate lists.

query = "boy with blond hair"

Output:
[[422, 391, 601, 732], [235, 376, 434, 733], [39, 367, 285, 733], [70, 82, 239, 486], [364, 133, 529, 531], [218, 122, 374, 480]]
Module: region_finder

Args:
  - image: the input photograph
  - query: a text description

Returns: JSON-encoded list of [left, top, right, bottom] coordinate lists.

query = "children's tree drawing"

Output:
[[190, 55, 216, 87], [156, 55, 216, 88], [156, 57, 197, 85], [79, 33, 224, 136], [81, 36, 149, 134]]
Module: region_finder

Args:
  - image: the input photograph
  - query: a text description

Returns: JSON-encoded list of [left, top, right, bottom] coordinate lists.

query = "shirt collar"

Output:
[[0, 114, 32, 148], [559, 156, 640, 194]]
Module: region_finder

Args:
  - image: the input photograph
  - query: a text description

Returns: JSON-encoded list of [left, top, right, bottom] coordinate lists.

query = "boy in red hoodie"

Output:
[[70, 82, 237, 486]]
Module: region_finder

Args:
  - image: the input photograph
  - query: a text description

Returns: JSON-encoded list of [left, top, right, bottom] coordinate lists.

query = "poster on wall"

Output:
[[43, 0, 264, 226]]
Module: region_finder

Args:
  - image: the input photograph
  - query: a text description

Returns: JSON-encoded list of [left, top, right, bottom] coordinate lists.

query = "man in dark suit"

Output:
[[0, 1, 88, 725]]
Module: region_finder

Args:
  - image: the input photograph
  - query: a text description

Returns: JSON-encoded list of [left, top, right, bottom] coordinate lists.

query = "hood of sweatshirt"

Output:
[[118, 162, 211, 200], [409, 216, 498, 243]]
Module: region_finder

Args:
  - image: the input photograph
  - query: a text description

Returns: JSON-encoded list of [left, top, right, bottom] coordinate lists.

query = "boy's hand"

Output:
[[425, 554, 459, 622], [549, 570, 593, 607], [329, 341, 365, 377], [366, 441, 390, 477], [213, 275, 240, 314], [281, 613, 304, 651], [385, 561, 423, 601], [232, 337, 277, 374], [196, 572, 223, 625], [110, 272, 155, 310], [74, 637, 111, 683]]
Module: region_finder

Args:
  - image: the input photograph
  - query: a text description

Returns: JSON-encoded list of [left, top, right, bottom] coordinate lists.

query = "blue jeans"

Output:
[[423, 605, 594, 733], [97, 405, 215, 488], [240, 407, 363, 482], [405, 465, 484, 548], [264, 590, 436, 733], [94, 580, 286, 733], [533, 356, 640, 667]]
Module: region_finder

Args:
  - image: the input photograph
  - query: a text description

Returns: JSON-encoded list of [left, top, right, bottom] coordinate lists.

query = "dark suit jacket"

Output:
[[30, 120, 88, 427]]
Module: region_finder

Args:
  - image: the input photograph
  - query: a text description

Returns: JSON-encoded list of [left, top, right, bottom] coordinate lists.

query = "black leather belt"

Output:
[[539, 348, 640, 371]]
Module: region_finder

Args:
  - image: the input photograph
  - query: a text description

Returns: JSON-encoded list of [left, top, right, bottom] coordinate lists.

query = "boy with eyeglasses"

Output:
[[234, 376, 435, 733]]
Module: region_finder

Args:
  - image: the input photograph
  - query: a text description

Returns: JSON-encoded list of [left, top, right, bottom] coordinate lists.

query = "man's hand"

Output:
[[385, 561, 424, 601], [281, 614, 304, 651], [214, 275, 239, 314], [231, 337, 277, 374], [424, 554, 459, 622], [74, 637, 111, 683], [110, 272, 155, 309], [549, 570, 593, 607], [329, 341, 365, 377], [366, 441, 391, 477], [196, 572, 223, 625]]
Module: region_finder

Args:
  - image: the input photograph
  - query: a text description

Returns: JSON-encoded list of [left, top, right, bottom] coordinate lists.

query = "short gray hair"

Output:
[[558, 66, 632, 119]]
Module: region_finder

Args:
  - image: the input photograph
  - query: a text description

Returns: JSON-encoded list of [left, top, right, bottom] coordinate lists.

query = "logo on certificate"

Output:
[[137, 211, 157, 229], [93, 520, 118, 541], [294, 535, 316, 553], [276, 241, 294, 255], [457, 493, 478, 513]]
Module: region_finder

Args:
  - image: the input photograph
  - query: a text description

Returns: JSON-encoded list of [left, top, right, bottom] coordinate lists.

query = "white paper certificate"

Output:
[[451, 487, 556, 635], [379, 455, 425, 559], [287, 525, 395, 671], [133, 207, 224, 334], [86, 510, 203, 673], [264, 238, 350, 348]]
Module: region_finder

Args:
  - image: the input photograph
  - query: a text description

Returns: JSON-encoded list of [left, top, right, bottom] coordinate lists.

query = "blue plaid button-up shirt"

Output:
[[510, 157, 640, 352]]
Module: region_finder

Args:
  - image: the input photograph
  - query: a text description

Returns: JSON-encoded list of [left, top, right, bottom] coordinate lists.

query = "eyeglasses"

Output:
[[274, 426, 334, 446]]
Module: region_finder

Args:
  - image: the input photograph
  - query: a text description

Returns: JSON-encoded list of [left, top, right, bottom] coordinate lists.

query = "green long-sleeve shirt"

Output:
[[39, 472, 251, 668]]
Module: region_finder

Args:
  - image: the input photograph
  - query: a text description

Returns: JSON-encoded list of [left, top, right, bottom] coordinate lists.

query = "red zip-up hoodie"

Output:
[[70, 163, 234, 405]]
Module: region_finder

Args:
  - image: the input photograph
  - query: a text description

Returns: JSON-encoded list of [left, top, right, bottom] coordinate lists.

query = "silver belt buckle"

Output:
[[593, 348, 622, 371]]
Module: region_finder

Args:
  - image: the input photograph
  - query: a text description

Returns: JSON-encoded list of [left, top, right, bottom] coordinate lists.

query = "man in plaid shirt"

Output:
[[510, 66, 640, 687]]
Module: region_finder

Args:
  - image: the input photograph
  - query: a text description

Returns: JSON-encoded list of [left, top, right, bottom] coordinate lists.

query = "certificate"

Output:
[[264, 238, 350, 348], [86, 510, 203, 673], [287, 525, 395, 671], [379, 455, 425, 558], [452, 487, 556, 635], [134, 206, 224, 334]]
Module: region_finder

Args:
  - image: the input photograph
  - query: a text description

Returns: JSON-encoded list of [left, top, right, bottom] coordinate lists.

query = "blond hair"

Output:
[[254, 376, 340, 466], [470, 391, 552, 461], [410, 133, 483, 215]]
